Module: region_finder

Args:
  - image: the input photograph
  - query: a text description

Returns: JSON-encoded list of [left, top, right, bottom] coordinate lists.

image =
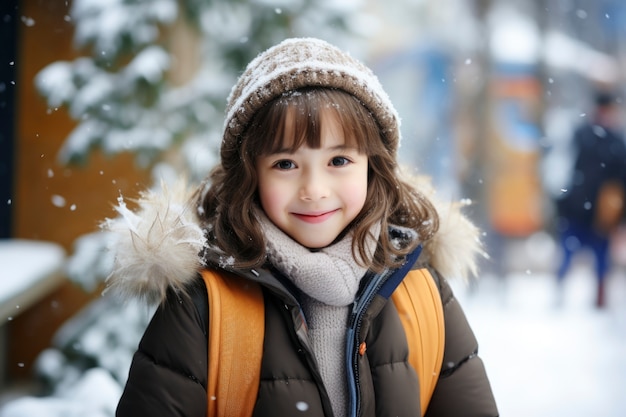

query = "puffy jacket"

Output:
[[106, 180, 499, 417]]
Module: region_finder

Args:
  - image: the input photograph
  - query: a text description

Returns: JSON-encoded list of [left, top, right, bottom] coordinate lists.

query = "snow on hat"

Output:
[[222, 37, 401, 155]]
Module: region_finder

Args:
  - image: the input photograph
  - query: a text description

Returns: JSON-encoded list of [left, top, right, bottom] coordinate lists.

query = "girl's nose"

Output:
[[299, 172, 328, 201]]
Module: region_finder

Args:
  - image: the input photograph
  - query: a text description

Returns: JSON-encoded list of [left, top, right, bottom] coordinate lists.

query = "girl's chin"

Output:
[[296, 235, 346, 251], [289, 234, 337, 250]]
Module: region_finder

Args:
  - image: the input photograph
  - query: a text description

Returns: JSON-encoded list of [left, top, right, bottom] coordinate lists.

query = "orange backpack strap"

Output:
[[391, 268, 445, 416], [200, 269, 265, 417]]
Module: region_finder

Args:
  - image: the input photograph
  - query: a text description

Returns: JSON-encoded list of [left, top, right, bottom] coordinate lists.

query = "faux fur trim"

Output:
[[423, 198, 485, 280], [103, 176, 484, 303], [102, 180, 206, 304], [405, 172, 486, 280]]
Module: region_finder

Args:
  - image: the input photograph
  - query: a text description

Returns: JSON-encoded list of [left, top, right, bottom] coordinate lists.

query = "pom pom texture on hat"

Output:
[[223, 38, 401, 155]]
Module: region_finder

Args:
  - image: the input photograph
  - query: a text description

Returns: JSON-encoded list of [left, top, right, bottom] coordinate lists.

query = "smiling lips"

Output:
[[292, 209, 339, 224]]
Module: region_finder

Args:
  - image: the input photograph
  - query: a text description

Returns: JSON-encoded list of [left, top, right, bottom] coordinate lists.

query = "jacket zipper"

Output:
[[345, 269, 391, 417]]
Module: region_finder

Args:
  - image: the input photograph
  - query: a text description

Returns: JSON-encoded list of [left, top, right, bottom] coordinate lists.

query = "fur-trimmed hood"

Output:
[[103, 178, 485, 304]]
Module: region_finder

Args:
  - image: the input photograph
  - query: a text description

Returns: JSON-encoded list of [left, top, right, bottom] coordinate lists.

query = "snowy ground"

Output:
[[452, 238, 626, 417], [1, 234, 626, 416]]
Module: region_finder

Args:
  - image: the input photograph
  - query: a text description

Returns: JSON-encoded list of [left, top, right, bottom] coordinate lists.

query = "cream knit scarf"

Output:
[[257, 211, 380, 417]]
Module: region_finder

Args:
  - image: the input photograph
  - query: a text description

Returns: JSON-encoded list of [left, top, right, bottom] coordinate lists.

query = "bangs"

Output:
[[246, 88, 384, 156]]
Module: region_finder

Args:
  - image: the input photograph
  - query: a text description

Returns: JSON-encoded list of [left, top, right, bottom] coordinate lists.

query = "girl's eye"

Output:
[[330, 156, 350, 167], [274, 160, 296, 170]]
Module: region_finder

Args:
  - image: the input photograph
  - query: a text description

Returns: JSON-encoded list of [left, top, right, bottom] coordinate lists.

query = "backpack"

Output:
[[201, 267, 445, 417], [594, 180, 625, 234]]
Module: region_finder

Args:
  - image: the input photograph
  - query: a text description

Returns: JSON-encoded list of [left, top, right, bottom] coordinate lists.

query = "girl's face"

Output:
[[255, 109, 368, 249]]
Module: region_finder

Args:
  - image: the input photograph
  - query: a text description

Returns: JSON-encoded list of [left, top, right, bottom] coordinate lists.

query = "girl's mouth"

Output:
[[292, 209, 339, 224]]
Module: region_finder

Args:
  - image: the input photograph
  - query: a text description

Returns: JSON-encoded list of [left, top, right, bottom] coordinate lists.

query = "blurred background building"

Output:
[[1, 0, 625, 415]]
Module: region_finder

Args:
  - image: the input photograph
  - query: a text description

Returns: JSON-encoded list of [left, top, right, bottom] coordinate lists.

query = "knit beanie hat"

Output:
[[223, 37, 401, 156]]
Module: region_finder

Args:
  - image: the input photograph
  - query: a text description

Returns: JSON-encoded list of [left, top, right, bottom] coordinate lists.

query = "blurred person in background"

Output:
[[555, 89, 626, 308]]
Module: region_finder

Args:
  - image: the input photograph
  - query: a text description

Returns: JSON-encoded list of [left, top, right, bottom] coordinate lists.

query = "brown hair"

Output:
[[196, 88, 439, 272]]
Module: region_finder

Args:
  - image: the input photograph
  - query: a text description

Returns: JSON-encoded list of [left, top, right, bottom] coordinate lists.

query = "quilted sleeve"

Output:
[[116, 277, 209, 417], [425, 269, 499, 417]]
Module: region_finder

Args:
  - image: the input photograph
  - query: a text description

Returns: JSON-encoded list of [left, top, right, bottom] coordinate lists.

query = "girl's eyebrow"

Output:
[[329, 144, 358, 151], [271, 147, 295, 154], [270, 145, 358, 155], [272, 144, 357, 154]]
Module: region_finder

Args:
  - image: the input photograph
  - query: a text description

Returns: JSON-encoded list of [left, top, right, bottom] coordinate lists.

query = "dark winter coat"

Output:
[[105, 180, 499, 417], [557, 122, 626, 227], [116, 262, 497, 417]]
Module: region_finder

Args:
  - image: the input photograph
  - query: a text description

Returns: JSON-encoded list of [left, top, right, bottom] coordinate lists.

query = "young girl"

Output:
[[109, 38, 499, 417]]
